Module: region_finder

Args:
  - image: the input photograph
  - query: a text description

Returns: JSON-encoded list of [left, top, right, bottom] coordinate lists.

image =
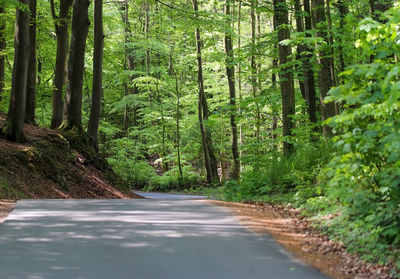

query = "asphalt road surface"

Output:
[[0, 199, 330, 279]]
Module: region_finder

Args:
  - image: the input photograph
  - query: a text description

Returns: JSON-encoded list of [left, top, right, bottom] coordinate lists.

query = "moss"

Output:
[[0, 167, 26, 199], [1, 119, 26, 143]]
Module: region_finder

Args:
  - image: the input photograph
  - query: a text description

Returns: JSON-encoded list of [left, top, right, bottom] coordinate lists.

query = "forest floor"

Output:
[[0, 113, 143, 201], [210, 201, 396, 279]]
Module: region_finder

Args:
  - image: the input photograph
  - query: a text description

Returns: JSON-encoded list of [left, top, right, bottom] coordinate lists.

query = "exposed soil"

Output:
[[0, 113, 143, 200], [0, 200, 15, 223], [209, 201, 396, 279]]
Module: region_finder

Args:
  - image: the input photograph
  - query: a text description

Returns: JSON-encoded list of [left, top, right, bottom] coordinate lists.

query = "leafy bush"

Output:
[[147, 167, 202, 192], [323, 8, 400, 268], [224, 138, 333, 203]]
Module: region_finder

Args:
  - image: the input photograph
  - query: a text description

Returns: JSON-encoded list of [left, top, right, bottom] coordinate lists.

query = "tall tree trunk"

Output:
[[334, 0, 348, 75], [325, 0, 337, 87], [369, 0, 392, 22], [273, 0, 295, 156], [192, 0, 212, 184], [1, 1, 30, 142], [25, 0, 36, 124], [61, 0, 90, 130], [303, 0, 317, 123], [294, 0, 306, 101], [50, 0, 73, 129], [175, 73, 183, 182], [251, 0, 261, 141], [311, 0, 336, 136], [0, 7, 5, 102], [88, 0, 104, 150], [225, 0, 240, 179], [237, 0, 243, 168]]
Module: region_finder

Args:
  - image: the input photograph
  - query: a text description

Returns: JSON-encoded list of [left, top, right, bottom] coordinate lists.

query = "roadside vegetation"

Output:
[[0, 0, 399, 276]]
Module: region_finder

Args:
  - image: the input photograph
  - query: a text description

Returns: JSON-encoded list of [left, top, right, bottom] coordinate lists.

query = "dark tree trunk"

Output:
[[251, 0, 261, 141], [294, 0, 306, 101], [369, 0, 392, 22], [273, 0, 295, 156], [0, 7, 5, 102], [303, 0, 317, 123], [334, 0, 348, 75], [25, 0, 36, 124], [311, 0, 336, 136], [61, 0, 90, 130], [225, 0, 240, 179], [50, 0, 73, 129], [1, 1, 30, 142], [88, 0, 104, 150], [192, 0, 213, 184], [175, 73, 183, 182]]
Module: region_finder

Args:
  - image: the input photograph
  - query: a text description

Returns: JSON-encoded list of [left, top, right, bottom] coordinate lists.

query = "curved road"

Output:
[[0, 198, 330, 279]]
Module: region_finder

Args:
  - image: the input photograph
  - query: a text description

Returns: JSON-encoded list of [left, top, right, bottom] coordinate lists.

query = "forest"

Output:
[[0, 0, 399, 274]]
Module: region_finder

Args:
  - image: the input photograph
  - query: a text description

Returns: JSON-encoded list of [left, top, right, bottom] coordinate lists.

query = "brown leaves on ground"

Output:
[[0, 200, 15, 223], [208, 201, 396, 279], [0, 113, 143, 200]]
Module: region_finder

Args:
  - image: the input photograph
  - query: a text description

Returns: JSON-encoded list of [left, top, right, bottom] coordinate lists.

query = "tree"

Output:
[[369, 0, 392, 22], [192, 0, 217, 184], [0, 6, 5, 102], [225, 0, 240, 179], [61, 0, 90, 131], [25, 0, 36, 124], [88, 0, 104, 149], [303, 0, 317, 123], [311, 0, 336, 136], [273, 0, 295, 156], [1, 0, 31, 142], [50, 0, 73, 129]]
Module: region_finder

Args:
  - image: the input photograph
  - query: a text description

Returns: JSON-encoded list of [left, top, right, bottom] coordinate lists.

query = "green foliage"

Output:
[[322, 7, 400, 267], [147, 168, 202, 192], [224, 137, 332, 204]]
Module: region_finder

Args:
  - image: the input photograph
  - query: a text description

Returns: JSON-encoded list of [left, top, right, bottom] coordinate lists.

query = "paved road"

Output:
[[0, 199, 330, 279], [134, 191, 207, 200]]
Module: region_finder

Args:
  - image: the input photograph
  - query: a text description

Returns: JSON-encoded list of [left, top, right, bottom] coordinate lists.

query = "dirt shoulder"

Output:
[[208, 200, 396, 279], [0, 200, 15, 223]]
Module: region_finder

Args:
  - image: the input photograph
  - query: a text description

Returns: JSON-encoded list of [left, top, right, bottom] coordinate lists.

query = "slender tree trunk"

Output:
[[369, 0, 392, 22], [50, 0, 73, 129], [225, 0, 240, 179], [0, 7, 5, 102], [335, 0, 348, 75], [303, 0, 317, 123], [88, 0, 104, 150], [61, 0, 90, 130], [325, 0, 337, 88], [273, 0, 295, 156], [294, 0, 306, 101], [25, 0, 36, 124], [237, 0, 243, 167], [311, 0, 336, 136], [201, 93, 219, 183], [251, 0, 261, 141], [192, 0, 212, 184], [175, 73, 183, 181], [271, 55, 279, 142], [1, 1, 30, 142], [145, 1, 150, 76]]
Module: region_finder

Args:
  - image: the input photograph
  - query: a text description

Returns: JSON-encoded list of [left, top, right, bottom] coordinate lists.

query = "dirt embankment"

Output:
[[0, 114, 142, 202]]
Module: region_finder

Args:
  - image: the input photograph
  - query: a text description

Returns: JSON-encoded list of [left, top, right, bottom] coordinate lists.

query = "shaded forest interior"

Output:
[[0, 0, 399, 276]]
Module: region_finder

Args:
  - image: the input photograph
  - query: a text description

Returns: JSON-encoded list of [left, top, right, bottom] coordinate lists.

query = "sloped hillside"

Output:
[[0, 114, 142, 200]]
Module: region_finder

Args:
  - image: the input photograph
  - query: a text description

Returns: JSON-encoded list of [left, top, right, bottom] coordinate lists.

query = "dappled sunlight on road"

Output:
[[0, 200, 330, 279]]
